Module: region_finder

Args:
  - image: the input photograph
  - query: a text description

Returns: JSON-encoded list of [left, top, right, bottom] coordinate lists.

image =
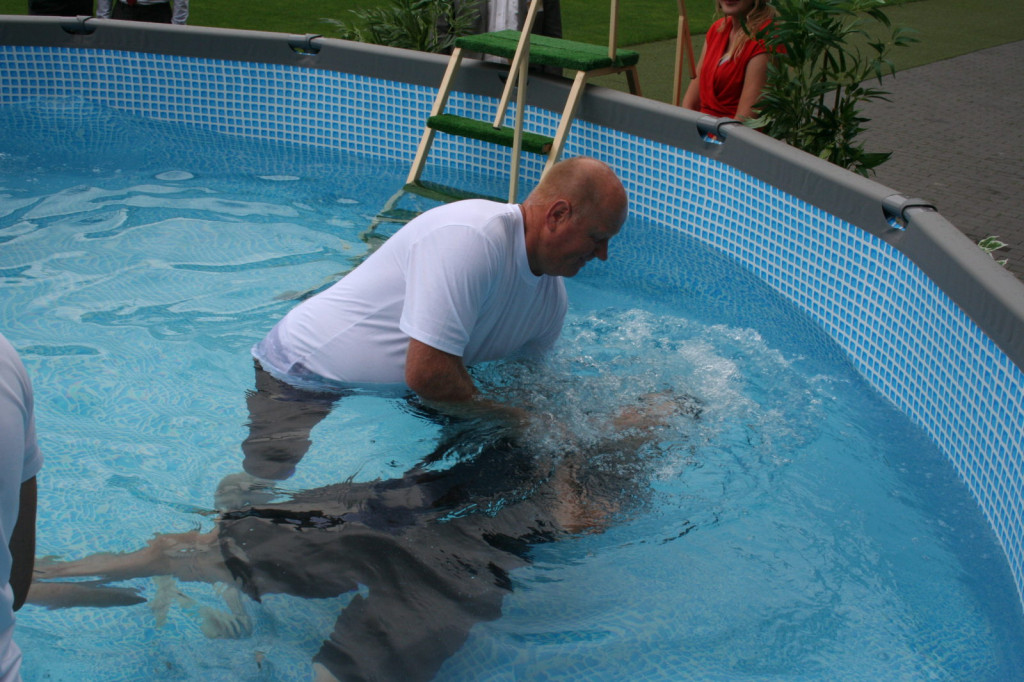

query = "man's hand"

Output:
[[612, 390, 702, 431]]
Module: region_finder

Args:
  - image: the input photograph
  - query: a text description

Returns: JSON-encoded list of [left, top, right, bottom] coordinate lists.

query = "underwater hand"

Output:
[[612, 390, 701, 431]]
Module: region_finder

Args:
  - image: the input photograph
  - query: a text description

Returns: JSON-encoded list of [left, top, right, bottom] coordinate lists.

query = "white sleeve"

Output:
[[399, 225, 499, 358], [96, 0, 112, 19]]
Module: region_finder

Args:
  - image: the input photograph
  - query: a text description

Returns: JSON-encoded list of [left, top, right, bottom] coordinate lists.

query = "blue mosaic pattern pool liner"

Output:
[[2, 44, 1022, 611]]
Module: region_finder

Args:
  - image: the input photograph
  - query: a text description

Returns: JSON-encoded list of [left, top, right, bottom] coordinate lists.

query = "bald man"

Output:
[[245, 157, 628, 478]]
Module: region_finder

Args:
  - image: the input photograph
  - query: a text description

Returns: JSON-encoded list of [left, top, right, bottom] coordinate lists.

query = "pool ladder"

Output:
[[404, 0, 642, 204]]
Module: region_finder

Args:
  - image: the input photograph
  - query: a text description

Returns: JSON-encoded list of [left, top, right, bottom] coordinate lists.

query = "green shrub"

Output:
[[323, 0, 479, 53], [752, 0, 917, 176]]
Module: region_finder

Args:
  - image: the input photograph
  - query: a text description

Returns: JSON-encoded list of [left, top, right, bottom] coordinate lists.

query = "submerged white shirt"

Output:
[[254, 200, 567, 386], [0, 334, 43, 682]]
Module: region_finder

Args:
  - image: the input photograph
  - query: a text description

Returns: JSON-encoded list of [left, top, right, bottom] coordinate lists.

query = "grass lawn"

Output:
[[3, 0, 1022, 103], [0, 0, 715, 40]]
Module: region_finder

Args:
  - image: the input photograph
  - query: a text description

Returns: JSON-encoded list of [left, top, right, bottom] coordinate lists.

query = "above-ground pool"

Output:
[[2, 16, 1024, 682]]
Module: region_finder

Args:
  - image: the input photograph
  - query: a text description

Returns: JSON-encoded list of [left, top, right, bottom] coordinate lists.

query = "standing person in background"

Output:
[[27, 0, 92, 15], [460, 0, 562, 72], [0, 333, 42, 682], [682, 0, 778, 121], [477, 0, 561, 39], [96, 0, 188, 25]]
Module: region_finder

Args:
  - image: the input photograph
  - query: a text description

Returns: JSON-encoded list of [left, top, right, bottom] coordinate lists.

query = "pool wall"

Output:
[[2, 16, 1023, 612]]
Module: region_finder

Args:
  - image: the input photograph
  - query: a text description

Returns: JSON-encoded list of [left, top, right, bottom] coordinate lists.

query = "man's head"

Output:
[[522, 156, 628, 278]]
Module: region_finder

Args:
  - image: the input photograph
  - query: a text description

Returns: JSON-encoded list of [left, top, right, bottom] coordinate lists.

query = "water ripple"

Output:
[[169, 247, 338, 273], [19, 344, 101, 357]]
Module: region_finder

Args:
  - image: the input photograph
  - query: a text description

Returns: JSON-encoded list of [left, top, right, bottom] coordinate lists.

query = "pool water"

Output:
[[3, 98, 1023, 681]]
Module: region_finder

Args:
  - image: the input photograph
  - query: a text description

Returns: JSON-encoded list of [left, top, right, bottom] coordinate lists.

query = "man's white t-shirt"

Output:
[[254, 200, 567, 386], [0, 333, 43, 682]]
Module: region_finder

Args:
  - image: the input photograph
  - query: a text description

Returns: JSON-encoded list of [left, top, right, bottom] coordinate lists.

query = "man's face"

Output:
[[546, 202, 622, 278]]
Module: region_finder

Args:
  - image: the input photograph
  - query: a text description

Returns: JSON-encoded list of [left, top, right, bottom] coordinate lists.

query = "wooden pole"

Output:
[[493, 0, 542, 129], [608, 0, 620, 61], [509, 40, 530, 202], [673, 0, 697, 106], [407, 48, 465, 184]]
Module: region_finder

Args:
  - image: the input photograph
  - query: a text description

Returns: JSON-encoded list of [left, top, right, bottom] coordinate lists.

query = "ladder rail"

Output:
[[409, 0, 641, 202], [608, 0, 619, 61], [407, 47, 466, 185], [492, 0, 543, 131], [542, 69, 588, 175], [672, 0, 697, 106], [509, 43, 530, 202]]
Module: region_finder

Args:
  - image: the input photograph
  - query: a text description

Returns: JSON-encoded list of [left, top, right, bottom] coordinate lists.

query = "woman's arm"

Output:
[[680, 43, 707, 111], [734, 52, 770, 121]]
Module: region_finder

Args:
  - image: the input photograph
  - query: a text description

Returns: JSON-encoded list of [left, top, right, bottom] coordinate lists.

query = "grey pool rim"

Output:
[[2, 15, 1023, 615]]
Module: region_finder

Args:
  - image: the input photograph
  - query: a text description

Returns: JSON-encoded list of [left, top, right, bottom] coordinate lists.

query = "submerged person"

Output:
[[29, 392, 698, 682], [243, 156, 628, 480], [681, 0, 778, 121]]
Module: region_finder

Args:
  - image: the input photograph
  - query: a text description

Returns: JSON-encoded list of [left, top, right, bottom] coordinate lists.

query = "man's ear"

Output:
[[547, 199, 571, 229]]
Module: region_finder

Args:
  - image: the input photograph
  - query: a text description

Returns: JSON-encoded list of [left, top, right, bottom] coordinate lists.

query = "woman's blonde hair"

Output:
[[714, 0, 778, 53]]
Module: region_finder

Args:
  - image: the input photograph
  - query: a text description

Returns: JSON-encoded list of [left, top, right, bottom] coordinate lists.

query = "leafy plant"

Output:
[[322, 0, 479, 54], [751, 0, 917, 177], [978, 235, 1009, 267]]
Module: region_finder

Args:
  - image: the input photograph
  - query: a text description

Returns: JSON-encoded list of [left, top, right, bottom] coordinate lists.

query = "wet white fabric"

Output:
[[254, 200, 566, 385], [0, 334, 43, 682]]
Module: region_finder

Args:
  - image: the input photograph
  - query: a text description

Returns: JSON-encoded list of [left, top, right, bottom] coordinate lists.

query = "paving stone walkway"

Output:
[[859, 40, 1024, 280]]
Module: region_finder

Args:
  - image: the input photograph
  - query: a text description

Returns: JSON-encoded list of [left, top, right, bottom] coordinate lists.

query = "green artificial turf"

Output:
[[427, 113, 554, 154]]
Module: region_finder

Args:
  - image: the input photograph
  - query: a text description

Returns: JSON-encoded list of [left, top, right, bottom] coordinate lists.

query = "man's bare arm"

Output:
[[404, 339, 536, 426], [404, 338, 478, 403]]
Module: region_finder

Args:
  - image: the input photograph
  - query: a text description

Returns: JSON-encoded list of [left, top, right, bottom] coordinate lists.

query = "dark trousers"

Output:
[[111, 0, 172, 23], [241, 363, 342, 480], [28, 0, 93, 15]]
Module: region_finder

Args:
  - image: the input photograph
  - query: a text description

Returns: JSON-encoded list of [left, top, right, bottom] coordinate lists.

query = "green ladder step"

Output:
[[370, 183, 506, 231], [402, 181, 505, 205], [427, 114, 553, 155], [455, 30, 640, 71]]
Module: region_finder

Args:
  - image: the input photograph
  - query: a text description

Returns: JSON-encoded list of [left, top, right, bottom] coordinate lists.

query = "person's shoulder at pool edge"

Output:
[[0, 332, 43, 682]]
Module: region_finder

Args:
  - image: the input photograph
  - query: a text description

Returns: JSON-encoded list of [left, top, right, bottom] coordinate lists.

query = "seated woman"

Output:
[[682, 0, 778, 121]]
